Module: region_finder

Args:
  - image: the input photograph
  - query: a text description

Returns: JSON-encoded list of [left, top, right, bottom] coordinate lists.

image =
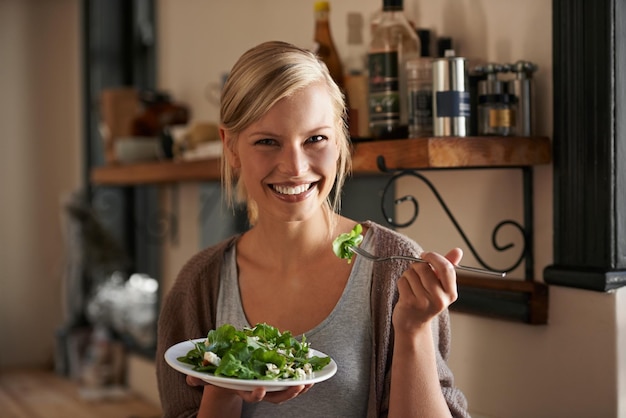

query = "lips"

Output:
[[271, 183, 313, 195]]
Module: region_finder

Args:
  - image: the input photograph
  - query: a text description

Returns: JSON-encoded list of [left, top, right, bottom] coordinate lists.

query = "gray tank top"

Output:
[[216, 231, 374, 417]]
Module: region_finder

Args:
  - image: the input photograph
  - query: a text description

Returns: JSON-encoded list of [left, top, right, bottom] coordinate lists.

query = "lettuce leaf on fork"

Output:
[[332, 223, 363, 263]]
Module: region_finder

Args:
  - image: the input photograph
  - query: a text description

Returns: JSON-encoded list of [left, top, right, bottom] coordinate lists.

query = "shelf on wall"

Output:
[[90, 136, 551, 185], [91, 158, 222, 185]]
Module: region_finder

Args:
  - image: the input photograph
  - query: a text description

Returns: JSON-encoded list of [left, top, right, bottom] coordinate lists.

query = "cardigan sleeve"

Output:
[[155, 241, 230, 418], [433, 310, 471, 418], [156, 284, 205, 418]]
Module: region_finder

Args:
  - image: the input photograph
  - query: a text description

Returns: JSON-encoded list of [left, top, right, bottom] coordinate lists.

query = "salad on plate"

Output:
[[176, 323, 331, 381]]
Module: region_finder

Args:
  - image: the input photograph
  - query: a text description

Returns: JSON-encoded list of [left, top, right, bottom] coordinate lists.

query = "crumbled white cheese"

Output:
[[203, 351, 221, 366], [294, 368, 307, 380], [266, 363, 280, 376], [303, 363, 313, 376]]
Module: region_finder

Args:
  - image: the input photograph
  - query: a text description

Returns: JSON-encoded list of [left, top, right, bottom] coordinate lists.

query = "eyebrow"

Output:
[[248, 125, 334, 138]]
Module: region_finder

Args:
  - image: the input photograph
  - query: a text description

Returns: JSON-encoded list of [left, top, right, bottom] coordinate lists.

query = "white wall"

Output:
[[0, 0, 81, 368], [156, 1, 625, 417]]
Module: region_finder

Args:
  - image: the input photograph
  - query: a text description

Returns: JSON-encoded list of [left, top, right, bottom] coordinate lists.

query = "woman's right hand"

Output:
[[392, 248, 462, 334]]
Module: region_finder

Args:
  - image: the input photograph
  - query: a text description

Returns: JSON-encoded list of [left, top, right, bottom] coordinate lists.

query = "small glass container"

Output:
[[405, 57, 433, 137], [478, 93, 517, 136]]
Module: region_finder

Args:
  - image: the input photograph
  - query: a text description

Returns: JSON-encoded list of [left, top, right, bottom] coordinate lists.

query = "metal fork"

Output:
[[348, 245, 506, 277]]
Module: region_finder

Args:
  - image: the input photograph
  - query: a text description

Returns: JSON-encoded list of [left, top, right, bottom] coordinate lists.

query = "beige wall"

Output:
[[2, 0, 625, 417], [0, 0, 81, 368]]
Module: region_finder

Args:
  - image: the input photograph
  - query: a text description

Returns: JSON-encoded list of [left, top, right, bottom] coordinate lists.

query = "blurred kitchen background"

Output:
[[1, 0, 625, 417]]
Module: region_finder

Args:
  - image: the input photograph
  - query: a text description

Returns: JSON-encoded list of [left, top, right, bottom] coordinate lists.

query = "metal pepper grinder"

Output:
[[508, 60, 537, 136]]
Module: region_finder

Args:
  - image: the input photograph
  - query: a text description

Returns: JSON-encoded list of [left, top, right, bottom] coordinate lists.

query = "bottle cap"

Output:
[[437, 37, 453, 57], [416, 29, 431, 57], [314, 1, 330, 12], [383, 0, 404, 11]]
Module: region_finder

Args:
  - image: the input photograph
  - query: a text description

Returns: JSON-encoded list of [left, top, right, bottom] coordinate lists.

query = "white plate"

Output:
[[164, 338, 338, 392]]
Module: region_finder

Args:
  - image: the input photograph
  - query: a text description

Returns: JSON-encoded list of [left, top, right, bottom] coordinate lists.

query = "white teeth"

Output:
[[273, 184, 312, 195]]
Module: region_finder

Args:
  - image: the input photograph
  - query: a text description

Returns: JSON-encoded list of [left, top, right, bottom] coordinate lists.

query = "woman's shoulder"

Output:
[[362, 220, 422, 256], [171, 235, 239, 289]]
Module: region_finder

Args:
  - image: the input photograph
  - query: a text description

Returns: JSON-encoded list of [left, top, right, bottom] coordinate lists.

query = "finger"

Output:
[[445, 247, 463, 266], [397, 268, 430, 308], [238, 387, 266, 403], [259, 384, 308, 404], [186, 375, 207, 387], [420, 251, 458, 299]]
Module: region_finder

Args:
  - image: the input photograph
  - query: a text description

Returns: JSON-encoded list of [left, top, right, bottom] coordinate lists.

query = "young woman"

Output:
[[156, 41, 470, 418]]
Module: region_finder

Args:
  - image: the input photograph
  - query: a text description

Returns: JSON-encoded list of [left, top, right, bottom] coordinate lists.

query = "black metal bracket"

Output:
[[376, 155, 534, 280]]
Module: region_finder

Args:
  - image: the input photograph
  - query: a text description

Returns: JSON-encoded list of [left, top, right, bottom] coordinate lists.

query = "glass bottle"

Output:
[[368, 0, 420, 140], [345, 12, 367, 76], [344, 12, 370, 138], [314, 1, 344, 91]]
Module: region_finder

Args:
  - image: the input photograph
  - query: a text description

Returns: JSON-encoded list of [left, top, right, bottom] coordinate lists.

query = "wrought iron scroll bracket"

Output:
[[376, 155, 534, 278]]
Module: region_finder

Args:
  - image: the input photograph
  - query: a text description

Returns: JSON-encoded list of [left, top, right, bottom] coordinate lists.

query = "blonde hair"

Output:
[[220, 41, 351, 225]]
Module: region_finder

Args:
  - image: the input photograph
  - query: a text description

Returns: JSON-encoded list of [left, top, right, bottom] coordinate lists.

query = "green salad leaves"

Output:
[[332, 223, 363, 263], [177, 323, 330, 380]]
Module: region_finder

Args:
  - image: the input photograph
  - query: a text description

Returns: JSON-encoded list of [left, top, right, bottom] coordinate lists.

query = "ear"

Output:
[[220, 126, 241, 168]]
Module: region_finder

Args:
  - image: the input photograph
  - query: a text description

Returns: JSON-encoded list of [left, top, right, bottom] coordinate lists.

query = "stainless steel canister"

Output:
[[432, 51, 470, 136]]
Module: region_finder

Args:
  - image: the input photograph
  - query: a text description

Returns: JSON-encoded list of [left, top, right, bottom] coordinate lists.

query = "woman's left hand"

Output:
[[392, 248, 463, 333]]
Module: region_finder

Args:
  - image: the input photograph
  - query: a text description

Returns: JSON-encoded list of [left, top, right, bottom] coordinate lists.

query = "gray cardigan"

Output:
[[156, 220, 470, 417]]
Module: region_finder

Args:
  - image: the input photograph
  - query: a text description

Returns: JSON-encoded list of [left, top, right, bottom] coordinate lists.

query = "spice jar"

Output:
[[476, 63, 516, 136], [478, 93, 517, 136]]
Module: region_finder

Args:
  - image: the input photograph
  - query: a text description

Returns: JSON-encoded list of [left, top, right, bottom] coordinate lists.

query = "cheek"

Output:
[[238, 154, 269, 186], [325, 145, 341, 170]]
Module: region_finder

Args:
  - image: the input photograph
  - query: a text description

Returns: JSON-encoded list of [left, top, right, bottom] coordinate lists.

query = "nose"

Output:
[[278, 143, 308, 176]]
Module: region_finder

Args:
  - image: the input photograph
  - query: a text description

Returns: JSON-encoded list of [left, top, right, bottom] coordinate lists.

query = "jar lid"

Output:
[[383, 0, 404, 11], [405, 58, 433, 80]]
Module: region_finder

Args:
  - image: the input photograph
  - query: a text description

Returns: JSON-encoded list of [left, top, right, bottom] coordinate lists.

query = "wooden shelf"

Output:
[[91, 158, 221, 185], [351, 136, 551, 173], [454, 276, 549, 324], [90, 136, 551, 185]]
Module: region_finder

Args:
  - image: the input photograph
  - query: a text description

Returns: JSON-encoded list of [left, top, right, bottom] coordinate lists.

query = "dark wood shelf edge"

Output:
[[90, 158, 221, 185], [452, 276, 549, 324], [351, 136, 552, 174]]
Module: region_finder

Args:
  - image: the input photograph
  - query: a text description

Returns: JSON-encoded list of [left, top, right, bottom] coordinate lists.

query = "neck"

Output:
[[241, 210, 342, 269]]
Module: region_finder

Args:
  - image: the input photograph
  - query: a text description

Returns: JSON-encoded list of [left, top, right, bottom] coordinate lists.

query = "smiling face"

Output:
[[224, 82, 340, 224]]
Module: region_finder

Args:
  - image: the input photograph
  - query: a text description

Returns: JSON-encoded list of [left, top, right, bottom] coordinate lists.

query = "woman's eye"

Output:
[[255, 138, 276, 146], [307, 135, 327, 144]]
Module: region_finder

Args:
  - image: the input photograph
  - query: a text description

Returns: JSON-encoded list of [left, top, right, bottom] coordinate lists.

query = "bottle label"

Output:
[[489, 108, 515, 128], [435, 91, 471, 117], [408, 89, 433, 130], [368, 51, 400, 128]]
